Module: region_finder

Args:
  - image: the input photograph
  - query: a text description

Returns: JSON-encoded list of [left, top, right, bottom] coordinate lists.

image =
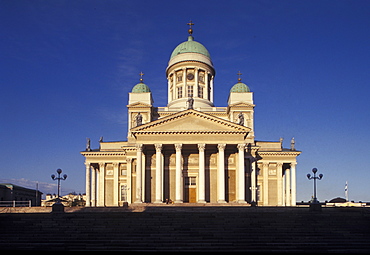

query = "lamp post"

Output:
[[51, 169, 67, 212], [307, 167, 323, 211]]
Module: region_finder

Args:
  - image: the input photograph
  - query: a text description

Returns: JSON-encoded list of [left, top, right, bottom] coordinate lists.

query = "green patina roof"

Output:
[[170, 36, 211, 59], [132, 82, 151, 93], [230, 82, 250, 93]]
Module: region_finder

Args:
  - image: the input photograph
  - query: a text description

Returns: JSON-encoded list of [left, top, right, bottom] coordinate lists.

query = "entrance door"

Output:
[[184, 177, 197, 203]]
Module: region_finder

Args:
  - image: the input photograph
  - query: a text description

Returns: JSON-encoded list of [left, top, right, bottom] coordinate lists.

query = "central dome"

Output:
[[170, 35, 211, 59]]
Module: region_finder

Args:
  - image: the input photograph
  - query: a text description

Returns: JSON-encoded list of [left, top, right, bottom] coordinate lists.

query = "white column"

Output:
[[91, 165, 96, 206], [127, 158, 132, 204], [291, 162, 297, 206], [195, 68, 199, 98], [277, 162, 283, 206], [237, 144, 246, 203], [85, 162, 91, 207], [98, 162, 105, 206], [198, 143, 206, 203], [113, 162, 119, 206], [251, 160, 257, 203], [262, 162, 269, 206], [174, 144, 183, 203], [285, 167, 291, 206], [210, 75, 214, 102], [217, 144, 226, 203], [154, 143, 163, 203], [135, 144, 143, 203], [167, 75, 171, 104], [183, 68, 187, 95]]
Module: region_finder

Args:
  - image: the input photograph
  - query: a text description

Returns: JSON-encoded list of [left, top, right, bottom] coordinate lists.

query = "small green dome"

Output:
[[170, 36, 211, 59], [230, 82, 250, 93], [132, 82, 151, 93]]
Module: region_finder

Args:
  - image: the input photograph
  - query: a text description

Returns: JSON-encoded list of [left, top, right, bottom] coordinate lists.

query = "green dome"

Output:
[[132, 82, 151, 93], [230, 82, 250, 93], [170, 36, 211, 59]]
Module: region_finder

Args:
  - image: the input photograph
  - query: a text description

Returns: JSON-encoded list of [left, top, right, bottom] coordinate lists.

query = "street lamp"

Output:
[[51, 168, 67, 203], [307, 167, 323, 211]]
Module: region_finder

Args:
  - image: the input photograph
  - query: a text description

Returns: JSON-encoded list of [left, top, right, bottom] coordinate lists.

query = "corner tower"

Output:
[[166, 22, 215, 111]]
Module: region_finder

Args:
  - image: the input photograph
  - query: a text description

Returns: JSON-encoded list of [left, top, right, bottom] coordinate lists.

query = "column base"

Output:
[[154, 200, 163, 204], [237, 200, 247, 204], [197, 200, 207, 204], [174, 200, 183, 204], [217, 200, 227, 203]]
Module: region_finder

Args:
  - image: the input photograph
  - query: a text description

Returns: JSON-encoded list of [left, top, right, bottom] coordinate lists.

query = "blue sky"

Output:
[[1, 0, 369, 202]]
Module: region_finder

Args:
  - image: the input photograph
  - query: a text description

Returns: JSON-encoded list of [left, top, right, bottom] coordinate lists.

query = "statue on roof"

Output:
[[290, 137, 295, 151], [187, 97, 194, 110], [136, 112, 143, 127], [86, 138, 91, 151], [238, 112, 244, 125]]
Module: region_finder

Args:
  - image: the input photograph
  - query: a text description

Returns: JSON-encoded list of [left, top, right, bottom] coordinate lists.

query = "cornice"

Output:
[[257, 151, 302, 156]]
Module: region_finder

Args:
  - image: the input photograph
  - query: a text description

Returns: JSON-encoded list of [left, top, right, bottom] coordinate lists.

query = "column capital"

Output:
[[237, 143, 245, 150], [99, 162, 105, 168], [84, 162, 91, 167], [198, 143, 206, 151], [290, 162, 297, 167], [126, 157, 133, 163], [262, 162, 269, 167], [135, 143, 143, 151], [217, 144, 226, 151], [175, 143, 182, 151], [113, 162, 119, 168], [154, 143, 163, 152]]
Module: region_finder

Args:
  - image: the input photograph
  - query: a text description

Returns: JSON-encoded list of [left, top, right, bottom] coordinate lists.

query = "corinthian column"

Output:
[[291, 162, 297, 206], [198, 144, 206, 203], [85, 162, 91, 207], [154, 144, 163, 203], [217, 144, 226, 203], [135, 144, 143, 203], [237, 144, 246, 203], [174, 144, 183, 203]]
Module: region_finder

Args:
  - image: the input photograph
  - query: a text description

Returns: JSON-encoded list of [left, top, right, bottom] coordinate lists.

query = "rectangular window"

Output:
[[177, 86, 183, 98], [185, 177, 196, 186], [198, 86, 203, 98], [121, 185, 127, 202], [187, 85, 193, 97]]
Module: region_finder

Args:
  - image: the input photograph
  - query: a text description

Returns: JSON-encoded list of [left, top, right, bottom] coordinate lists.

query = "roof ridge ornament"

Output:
[[187, 20, 194, 35], [139, 71, 144, 83], [237, 71, 242, 82]]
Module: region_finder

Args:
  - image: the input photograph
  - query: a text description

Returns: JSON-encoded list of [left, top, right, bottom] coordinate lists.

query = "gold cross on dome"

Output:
[[237, 71, 242, 82], [139, 71, 144, 82], [187, 20, 194, 35]]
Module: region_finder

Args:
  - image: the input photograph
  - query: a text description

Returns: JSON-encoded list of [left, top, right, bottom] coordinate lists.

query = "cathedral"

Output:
[[81, 23, 301, 206]]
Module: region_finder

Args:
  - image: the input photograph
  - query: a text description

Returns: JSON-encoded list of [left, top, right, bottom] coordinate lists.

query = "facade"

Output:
[[81, 25, 301, 206]]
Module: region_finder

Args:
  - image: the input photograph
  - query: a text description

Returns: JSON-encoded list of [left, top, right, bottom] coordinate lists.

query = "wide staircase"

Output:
[[1, 205, 370, 252]]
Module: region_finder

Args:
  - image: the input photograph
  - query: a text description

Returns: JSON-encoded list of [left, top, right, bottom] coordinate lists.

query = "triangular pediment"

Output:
[[131, 109, 250, 134]]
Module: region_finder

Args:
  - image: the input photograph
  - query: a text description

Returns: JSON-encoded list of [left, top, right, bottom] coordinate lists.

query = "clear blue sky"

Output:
[[1, 0, 369, 202]]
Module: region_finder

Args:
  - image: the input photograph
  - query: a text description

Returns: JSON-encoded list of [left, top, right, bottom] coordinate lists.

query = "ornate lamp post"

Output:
[[51, 169, 67, 212], [307, 167, 323, 211]]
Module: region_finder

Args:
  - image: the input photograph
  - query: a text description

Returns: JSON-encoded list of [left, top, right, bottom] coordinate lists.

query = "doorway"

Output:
[[184, 176, 197, 203]]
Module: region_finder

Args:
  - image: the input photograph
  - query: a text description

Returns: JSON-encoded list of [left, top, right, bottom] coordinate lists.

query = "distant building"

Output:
[[0, 183, 42, 206], [81, 24, 301, 206], [42, 193, 86, 207]]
